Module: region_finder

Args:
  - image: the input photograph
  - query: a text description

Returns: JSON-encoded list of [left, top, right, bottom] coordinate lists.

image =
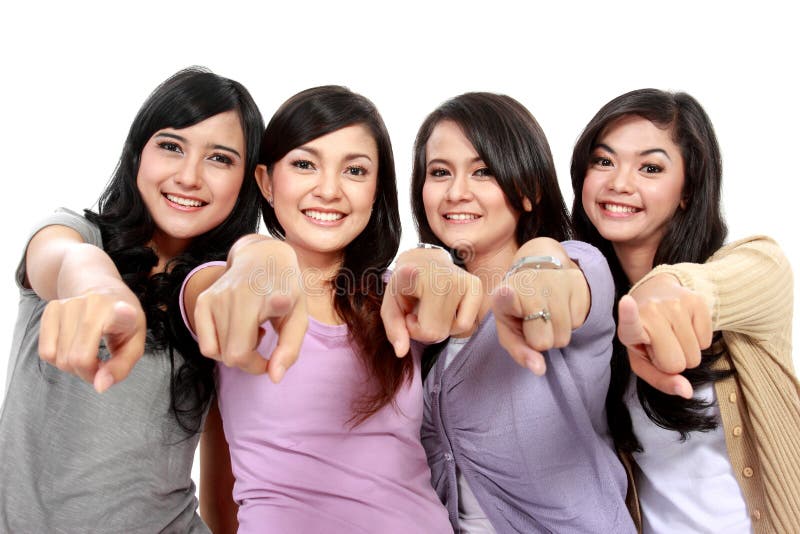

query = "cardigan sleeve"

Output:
[[630, 236, 793, 347]]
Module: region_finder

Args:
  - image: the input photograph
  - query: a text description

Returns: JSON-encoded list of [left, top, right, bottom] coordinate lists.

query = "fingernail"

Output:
[[675, 382, 693, 399], [94, 370, 115, 393], [393, 341, 406, 357], [271, 364, 286, 384], [525, 356, 545, 376]]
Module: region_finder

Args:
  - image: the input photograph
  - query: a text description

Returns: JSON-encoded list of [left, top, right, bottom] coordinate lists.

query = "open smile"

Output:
[[163, 193, 208, 210], [302, 208, 346, 225], [443, 212, 481, 223], [600, 202, 642, 217]]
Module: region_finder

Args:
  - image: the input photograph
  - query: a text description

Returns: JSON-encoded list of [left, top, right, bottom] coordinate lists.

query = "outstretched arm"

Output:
[[381, 246, 482, 357], [492, 237, 591, 375], [183, 234, 307, 383], [622, 236, 793, 396], [27, 224, 145, 392]]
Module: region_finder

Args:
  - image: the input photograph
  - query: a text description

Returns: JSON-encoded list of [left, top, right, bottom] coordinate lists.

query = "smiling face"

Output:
[[257, 124, 378, 266], [136, 110, 246, 260], [581, 115, 685, 258], [421, 120, 524, 268]]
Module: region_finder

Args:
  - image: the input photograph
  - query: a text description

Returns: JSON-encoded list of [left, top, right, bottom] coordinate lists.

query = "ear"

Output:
[[680, 196, 688, 210], [255, 164, 273, 205], [522, 197, 533, 212]]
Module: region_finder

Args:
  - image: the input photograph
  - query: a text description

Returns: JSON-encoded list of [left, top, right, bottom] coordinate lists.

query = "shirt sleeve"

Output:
[[561, 240, 616, 346], [630, 236, 793, 343], [179, 260, 227, 339], [15, 208, 103, 291]]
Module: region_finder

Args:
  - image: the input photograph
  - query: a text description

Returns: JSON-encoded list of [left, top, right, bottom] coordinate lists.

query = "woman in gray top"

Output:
[[0, 68, 274, 532]]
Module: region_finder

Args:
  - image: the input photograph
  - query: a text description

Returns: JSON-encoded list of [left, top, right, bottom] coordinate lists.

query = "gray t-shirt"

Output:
[[0, 209, 209, 533]]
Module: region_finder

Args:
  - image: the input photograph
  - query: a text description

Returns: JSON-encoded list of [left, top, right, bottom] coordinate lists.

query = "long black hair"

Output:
[[410, 92, 572, 376], [411, 92, 571, 259], [259, 85, 408, 423], [570, 89, 730, 451], [85, 67, 264, 434]]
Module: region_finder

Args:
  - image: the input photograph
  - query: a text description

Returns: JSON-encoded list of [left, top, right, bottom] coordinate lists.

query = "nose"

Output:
[[608, 165, 635, 193], [314, 169, 342, 201], [446, 174, 473, 202], [174, 158, 202, 189]]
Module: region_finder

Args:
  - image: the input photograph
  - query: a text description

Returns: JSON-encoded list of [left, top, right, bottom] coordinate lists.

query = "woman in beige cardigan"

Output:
[[570, 89, 799, 533]]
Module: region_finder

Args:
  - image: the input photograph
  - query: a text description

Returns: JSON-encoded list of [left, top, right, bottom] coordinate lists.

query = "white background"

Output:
[[1, 0, 797, 484]]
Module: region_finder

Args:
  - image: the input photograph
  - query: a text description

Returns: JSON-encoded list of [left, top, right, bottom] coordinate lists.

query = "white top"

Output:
[[424, 336, 496, 534], [626, 379, 752, 533]]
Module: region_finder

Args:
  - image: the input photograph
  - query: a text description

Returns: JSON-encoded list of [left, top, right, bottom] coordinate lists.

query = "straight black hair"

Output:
[[410, 92, 571, 377], [411, 92, 571, 263]]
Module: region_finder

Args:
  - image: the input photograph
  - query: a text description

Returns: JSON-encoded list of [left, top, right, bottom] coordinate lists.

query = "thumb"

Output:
[[491, 284, 523, 320], [393, 263, 421, 302], [617, 295, 650, 347]]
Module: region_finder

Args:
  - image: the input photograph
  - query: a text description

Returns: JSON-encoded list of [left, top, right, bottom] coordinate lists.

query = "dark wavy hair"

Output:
[[85, 67, 264, 435], [411, 92, 571, 263], [410, 92, 572, 376], [570, 88, 730, 452], [259, 85, 408, 423]]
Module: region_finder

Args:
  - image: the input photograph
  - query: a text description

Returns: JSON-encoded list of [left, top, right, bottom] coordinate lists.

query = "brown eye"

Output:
[[158, 141, 182, 154], [473, 167, 494, 179], [641, 164, 662, 174], [346, 165, 367, 176], [592, 156, 612, 167], [292, 159, 315, 170], [210, 154, 233, 165]]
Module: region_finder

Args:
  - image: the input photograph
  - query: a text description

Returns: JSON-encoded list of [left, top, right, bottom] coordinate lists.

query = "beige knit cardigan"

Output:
[[626, 236, 799, 533]]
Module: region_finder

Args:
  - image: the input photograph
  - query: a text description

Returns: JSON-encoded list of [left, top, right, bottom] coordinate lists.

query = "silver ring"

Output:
[[523, 309, 551, 322]]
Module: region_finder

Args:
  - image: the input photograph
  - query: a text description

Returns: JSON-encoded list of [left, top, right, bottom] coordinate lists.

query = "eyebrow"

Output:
[[427, 156, 484, 167], [295, 145, 373, 163], [593, 143, 672, 161], [155, 132, 242, 159]]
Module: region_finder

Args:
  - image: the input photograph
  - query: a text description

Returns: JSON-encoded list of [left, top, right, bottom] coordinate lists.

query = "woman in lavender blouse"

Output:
[[383, 93, 636, 533]]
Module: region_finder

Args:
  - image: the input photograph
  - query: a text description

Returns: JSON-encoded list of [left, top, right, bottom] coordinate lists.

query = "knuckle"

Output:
[[225, 351, 251, 369], [553, 331, 571, 348]]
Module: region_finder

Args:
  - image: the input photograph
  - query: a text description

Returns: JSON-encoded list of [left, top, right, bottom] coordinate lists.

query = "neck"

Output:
[[296, 248, 344, 325], [613, 241, 657, 285]]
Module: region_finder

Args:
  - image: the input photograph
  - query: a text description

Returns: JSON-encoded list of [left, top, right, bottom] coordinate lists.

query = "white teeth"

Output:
[[166, 194, 204, 207], [603, 203, 639, 214], [445, 213, 479, 221], [304, 209, 344, 222]]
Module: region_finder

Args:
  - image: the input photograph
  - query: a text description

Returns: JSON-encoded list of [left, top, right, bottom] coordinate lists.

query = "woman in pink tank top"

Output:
[[181, 86, 452, 533]]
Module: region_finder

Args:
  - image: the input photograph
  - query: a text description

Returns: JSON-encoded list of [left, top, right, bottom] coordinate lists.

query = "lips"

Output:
[[302, 208, 346, 223], [600, 202, 641, 214], [163, 193, 207, 209], [444, 212, 481, 222]]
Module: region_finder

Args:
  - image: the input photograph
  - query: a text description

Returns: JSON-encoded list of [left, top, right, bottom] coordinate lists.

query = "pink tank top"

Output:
[[181, 263, 451, 533]]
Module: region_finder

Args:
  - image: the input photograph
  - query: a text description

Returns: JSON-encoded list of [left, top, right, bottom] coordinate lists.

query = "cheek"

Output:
[[421, 183, 440, 220], [222, 174, 245, 204], [581, 176, 600, 216]]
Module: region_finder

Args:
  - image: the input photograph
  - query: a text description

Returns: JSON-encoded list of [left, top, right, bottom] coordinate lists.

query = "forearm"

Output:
[[227, 233, 274, 265], [514, 237, 591, 325], [514, 237, 577, 269], [53, 244, 133, 302], [632, 236, 793, 340]]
